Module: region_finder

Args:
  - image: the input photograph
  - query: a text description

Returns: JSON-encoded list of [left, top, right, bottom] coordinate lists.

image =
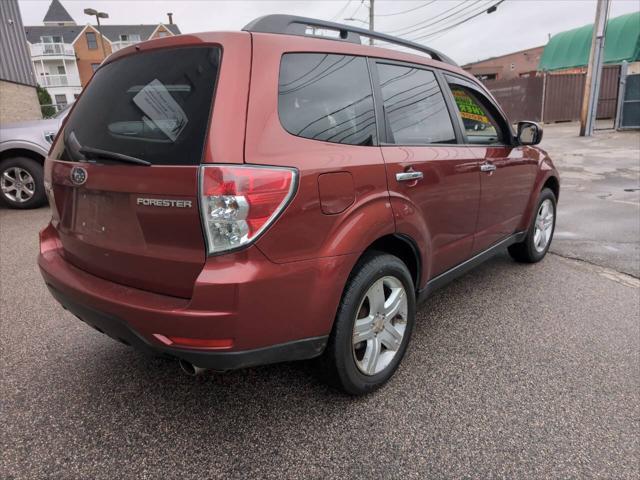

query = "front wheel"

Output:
[[322, 252, 416, 395], [509, 188, 557, 263], [0, 157, 46, 209]]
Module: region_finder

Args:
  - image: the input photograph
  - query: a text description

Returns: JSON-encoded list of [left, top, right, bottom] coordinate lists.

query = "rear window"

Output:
[[278, 53, 377, 146], [60, 47, 220, 165]]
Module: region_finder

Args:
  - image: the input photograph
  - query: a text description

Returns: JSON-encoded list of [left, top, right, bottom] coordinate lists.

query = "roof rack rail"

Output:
[[242, 14, 458, 67]]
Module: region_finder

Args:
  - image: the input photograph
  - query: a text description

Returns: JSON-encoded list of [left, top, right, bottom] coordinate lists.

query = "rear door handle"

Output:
[[480, 163, 496, 173], [396, 171, 424, 182]]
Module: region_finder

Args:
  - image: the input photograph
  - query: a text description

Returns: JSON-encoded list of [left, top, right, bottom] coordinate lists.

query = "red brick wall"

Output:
[[463, 46, 545, 80]]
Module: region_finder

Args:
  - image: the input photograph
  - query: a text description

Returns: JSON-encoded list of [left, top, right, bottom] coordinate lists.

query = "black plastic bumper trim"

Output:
[[417, 232, 526, 303], [47, 285, 328, 371]]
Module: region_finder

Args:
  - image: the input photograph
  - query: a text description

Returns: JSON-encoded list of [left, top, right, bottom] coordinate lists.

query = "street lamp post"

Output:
[[84, 8, 109, 60]]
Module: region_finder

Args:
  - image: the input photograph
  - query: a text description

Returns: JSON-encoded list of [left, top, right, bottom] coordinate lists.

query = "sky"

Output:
[[17, 0, 640, 65]]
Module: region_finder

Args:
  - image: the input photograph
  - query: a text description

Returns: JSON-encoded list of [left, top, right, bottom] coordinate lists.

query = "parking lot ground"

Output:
[[2, 123, 639, 478], [1, 201, 639, 478], [542, 122, 640, 278]]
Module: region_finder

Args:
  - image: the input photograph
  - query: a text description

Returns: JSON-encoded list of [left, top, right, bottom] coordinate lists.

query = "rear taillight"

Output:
[[199, 165, 297, 254]]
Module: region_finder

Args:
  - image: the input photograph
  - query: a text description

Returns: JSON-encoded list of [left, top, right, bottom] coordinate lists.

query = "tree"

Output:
[[37, 86, 55, 118]]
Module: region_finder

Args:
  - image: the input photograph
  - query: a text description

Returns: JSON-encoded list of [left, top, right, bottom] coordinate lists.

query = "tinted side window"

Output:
[[377, 63, 455, 145], [448, 84, 502, 145], [278, 54, 377, 146]]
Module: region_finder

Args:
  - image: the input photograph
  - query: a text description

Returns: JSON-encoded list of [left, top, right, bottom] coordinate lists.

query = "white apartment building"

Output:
[[24, 0, 180, 112]]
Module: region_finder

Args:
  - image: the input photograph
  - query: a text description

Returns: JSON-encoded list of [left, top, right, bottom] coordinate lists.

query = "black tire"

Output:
[[0, 157, 46, 209], [508, 188, 557, 263], [322, 251, 416, 395]]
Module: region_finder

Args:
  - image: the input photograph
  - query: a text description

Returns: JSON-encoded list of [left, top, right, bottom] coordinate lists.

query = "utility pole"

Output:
[[579, 0, 611, 136], [368, 0, 374, 45], [344, 0, 374, 44]]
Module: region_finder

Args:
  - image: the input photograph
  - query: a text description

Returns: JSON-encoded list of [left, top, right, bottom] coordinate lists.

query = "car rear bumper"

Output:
[[38, 224, 356, 369], [46, 284, 327, 370]]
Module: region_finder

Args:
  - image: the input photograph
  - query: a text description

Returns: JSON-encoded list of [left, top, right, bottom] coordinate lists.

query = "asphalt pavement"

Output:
[[543, 123, 640, 277], [2, 123, 639, 478]]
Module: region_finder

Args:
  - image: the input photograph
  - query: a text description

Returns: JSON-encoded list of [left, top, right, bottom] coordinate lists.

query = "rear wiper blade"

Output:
[[78, 146, 151, 166]]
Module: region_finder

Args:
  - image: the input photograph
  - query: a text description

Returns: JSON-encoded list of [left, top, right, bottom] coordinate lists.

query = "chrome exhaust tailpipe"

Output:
[[178, 359, 207, 376]]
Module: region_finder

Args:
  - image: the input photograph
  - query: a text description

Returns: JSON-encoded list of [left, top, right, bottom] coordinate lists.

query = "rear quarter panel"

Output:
[[244, 33, 395, 264]]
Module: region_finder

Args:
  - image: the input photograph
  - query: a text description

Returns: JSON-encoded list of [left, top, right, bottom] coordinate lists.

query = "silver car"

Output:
[[0, 106, 70, 209]]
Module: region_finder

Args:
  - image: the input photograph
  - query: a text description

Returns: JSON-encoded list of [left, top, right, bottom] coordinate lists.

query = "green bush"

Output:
[[37, 86, 55, 118]]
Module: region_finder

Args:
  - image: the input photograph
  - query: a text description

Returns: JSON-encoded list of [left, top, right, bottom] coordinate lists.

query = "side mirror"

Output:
[[517, 121, 543, 145]]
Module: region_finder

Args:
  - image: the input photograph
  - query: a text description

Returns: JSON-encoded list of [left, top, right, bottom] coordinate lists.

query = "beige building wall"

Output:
[[0, 80, 42, 124], [150, 24, 173, 39], [628, 62, 640, 75]]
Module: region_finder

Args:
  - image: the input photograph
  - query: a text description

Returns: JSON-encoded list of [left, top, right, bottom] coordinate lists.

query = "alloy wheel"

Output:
[[1, 167, 36, 203], [352, 276, 408, 376], [533, 198, 554, 252]]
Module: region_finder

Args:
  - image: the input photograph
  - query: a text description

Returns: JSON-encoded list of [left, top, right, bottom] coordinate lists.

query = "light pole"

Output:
[[84, 8, 109, 60]]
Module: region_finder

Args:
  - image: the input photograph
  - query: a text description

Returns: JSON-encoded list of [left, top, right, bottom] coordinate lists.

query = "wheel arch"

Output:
[[518, 171, 561, 232], [542, 175, 560, 201], [361, 234, 422, 293], [0, 147, 46, 165]]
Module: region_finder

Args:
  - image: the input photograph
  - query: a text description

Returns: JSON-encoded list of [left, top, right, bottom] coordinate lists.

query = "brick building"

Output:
[[462, 46, 545, 81]]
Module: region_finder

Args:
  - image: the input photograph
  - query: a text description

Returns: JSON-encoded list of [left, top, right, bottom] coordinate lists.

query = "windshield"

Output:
[[59, 46, 220, 165]]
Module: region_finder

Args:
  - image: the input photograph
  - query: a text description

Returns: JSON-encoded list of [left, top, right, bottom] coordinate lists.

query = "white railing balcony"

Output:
[[30, 43, 75, 57], [111, 40, 140, 52], [39, 74, 70, 87]]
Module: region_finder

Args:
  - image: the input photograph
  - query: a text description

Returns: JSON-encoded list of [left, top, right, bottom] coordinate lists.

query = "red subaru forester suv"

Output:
[[38, 16, 559, 394]]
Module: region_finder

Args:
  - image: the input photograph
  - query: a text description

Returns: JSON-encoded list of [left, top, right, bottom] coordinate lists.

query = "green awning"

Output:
[[538, 11, 640, 71]]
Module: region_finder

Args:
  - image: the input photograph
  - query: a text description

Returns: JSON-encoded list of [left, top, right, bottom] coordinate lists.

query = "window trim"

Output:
[[370, 58, 466, 147], [277, 52, 380, 147], [443, 73, 515, 146]]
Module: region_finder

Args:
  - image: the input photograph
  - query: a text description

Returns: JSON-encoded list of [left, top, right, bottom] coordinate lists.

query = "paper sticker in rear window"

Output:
[[133, 79, 188, 142]]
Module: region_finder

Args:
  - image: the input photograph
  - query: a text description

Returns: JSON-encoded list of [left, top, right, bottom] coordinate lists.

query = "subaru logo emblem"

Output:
[[70, 166, 87, 186]]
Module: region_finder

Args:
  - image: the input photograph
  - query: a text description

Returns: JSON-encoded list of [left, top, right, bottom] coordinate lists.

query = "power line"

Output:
[[375, 1, 435, 17], [375, 1, 483, 47], [330, 0, 353, 21], [407, 0, 505, 42], [388, 0, 485, 36], [348, 0, 365, 20], [407, 0, 504, 41], [383, 0, 480, 34]]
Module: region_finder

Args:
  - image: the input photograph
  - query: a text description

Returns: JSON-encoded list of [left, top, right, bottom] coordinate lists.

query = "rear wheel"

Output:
[[0, 157, 46, 209], [508, 188, 556, 263], [322, 252, 416, 395]]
